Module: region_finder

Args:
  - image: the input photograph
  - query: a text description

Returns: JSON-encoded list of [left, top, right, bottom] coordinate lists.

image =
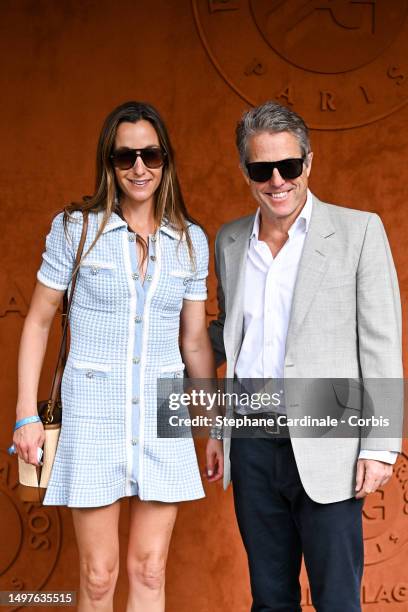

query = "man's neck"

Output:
[[259, 198, 307, 242], [258, 196, 308, 257]]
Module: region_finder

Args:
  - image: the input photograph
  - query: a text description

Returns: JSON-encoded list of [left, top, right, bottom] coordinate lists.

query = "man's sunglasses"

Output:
[[110, 147, 167, 170], [245, 157, 304, 182]]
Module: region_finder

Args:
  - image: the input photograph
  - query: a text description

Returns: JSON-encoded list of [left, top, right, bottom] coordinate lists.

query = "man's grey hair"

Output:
[[236, 101, 311, 172]]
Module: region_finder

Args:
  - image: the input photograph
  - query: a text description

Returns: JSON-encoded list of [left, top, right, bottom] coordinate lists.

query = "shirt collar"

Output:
[[250, 189, 313, 241]]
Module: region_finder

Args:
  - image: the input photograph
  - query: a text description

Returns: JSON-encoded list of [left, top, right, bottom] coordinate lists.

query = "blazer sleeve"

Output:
[[208, 230, 227, 368], [356, 213, 404, 452]]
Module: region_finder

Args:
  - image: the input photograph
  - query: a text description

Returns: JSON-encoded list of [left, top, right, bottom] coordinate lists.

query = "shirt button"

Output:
[[183, 278, 191, 285], [91, 267, 99, 275], [132, 397, 140, 404], [150, 255, 156, 262], [131, 437, 138, 445], [135, 315, 143, 323], [86, 370, 94, 378], [128, 234, 135, 242], [132, 357, 140, 364], [132, 272, 139, 280], [151, 235, 157, 242], [145, 274, 152, 282]]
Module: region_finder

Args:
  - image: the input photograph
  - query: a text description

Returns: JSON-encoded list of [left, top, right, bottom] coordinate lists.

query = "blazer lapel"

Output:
[[223, 215, 254, 359], [286, 198, 335, 350]]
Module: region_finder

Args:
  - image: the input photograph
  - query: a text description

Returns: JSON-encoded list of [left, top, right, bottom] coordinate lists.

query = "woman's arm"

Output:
[[180, 300, 223, 482], [13, 282, 65, 465], [180, 300, 215, 378]]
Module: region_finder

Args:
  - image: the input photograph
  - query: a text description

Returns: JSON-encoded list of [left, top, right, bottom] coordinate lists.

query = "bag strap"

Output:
[[44, 211, 89, 422]]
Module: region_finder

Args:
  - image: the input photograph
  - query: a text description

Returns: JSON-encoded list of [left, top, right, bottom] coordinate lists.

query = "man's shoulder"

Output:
[[314, 197, 380, 234], [215, 213, 255, 243]]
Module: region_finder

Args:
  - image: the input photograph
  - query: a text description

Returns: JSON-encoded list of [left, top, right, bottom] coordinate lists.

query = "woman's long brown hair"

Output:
[[64, 101, 199, 265]]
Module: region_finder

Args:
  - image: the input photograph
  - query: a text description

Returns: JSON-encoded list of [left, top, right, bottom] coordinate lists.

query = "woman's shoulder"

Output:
[[186, 221, 208, 246], [48, 209, 99, 245]]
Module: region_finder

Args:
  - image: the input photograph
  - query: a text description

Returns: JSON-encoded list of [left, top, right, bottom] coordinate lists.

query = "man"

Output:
[[206, 101, 403, 611]]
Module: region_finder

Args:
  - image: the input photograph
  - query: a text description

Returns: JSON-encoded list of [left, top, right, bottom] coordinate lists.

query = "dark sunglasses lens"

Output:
[[111, 150, 136, 170], [141, 148, 165, 168], [247, 163, 273, 182], [246, 159, 304, 182], [278, 159, 303, 179]]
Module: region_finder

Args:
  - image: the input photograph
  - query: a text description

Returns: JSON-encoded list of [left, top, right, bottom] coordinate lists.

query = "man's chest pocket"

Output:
[[75, 261, 121, 312]]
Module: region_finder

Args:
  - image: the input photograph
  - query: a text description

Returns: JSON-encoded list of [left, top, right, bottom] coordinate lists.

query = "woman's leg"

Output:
[[126, 498, 178, 612], [72, 501, 121, 611]]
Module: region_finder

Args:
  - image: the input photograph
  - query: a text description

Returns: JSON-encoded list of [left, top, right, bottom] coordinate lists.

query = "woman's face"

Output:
[[113, 120, 164, 208]]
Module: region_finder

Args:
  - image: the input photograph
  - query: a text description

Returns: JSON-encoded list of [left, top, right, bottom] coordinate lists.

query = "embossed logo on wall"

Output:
[[363, 451, 408, 566], [192, 0, 408, 129], [0, 451, 61, 609]]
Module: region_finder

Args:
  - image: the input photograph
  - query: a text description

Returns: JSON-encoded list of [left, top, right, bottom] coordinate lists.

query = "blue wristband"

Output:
[[14, 415, 41, 431]]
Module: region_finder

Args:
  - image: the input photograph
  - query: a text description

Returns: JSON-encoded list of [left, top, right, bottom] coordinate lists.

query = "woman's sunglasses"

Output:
[[110, 147, 167, 170], [245, 157, 304, 182]]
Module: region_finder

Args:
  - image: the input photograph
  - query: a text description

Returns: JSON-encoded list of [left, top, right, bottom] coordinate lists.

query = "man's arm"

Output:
[[357, 213, 402, 380], [357, 213, 403, 451], [355, 213, 403, 497], [208, 231, 227, 368]]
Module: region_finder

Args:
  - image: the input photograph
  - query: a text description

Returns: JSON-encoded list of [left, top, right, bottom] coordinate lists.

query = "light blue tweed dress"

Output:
[[37, 210, 207, 507]]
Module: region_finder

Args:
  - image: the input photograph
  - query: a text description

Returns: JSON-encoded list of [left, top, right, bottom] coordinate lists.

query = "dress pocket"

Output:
[[159, 362, 185, 378], [157, 363, 185, 401], [74, 261, 119, 312], [169, 270, 194, 279], [157, 363, 188, 436], [157, 268, 194, 314], [70, 360, 121, 421]]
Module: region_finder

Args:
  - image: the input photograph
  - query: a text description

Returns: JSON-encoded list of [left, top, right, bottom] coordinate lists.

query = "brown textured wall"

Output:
[[1, 1, 407, 611]]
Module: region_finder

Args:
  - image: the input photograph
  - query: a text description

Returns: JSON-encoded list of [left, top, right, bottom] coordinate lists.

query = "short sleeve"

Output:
[[37, 212, 76, 291], [184, 224, 209, 301]]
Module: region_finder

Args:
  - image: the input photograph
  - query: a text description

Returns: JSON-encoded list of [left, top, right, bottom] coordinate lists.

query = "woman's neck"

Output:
[[119, 198, 156, 237]]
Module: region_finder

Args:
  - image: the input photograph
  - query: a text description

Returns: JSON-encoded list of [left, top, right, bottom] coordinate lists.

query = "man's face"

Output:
[[242, 131, 313, 223]]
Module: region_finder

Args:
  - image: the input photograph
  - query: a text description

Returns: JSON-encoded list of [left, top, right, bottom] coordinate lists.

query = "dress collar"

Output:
[[97, 210, 187, 240]]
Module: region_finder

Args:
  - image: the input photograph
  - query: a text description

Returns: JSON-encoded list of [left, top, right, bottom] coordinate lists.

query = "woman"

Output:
[[13, 101, 223, 611]]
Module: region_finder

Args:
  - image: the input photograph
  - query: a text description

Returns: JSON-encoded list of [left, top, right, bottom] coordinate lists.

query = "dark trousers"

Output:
[[230, 437, 364, 612]]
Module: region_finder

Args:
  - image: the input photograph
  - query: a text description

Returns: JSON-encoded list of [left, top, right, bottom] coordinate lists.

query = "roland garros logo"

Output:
[[0, 450, 61, 609], [192, 0, 408, 129], [363, 451, 408, 566]]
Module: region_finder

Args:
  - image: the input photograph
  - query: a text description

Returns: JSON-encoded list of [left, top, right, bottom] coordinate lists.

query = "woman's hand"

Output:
[[205, 439, 224, 482], [13, 421, 45, 466]]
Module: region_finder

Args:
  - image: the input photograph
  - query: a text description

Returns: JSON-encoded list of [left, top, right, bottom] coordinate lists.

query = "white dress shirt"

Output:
[[235, 190, 396, 465]]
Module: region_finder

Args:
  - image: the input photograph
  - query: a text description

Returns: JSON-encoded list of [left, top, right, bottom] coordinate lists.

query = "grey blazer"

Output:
[[209, 195, 403, 503]]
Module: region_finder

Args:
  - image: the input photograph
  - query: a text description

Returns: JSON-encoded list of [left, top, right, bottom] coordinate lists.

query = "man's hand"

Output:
[[355, 459, 393, 499], [205, 439, 224, 482]]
